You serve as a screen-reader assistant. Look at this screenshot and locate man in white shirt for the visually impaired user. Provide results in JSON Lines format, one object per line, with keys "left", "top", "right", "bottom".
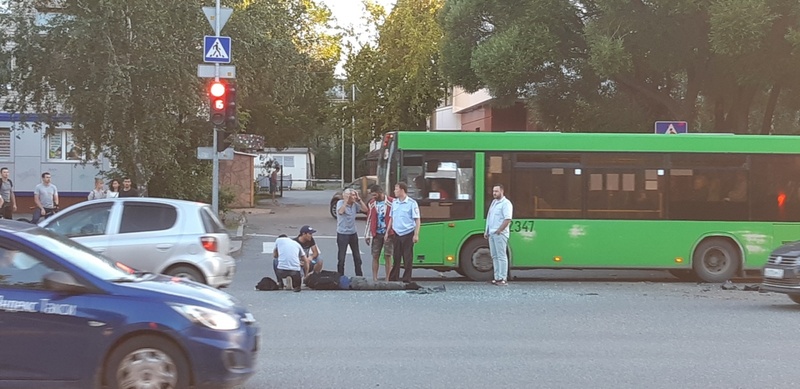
{"left": 485, "top": 184, "right": 513, "bottom": 285}
{"left": 272, "top": 234, "right": 308, "bottom": 292}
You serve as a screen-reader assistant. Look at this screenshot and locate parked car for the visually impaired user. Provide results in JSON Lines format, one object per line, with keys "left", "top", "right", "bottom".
{"left": 38, "top": 197, "right": 236, "bottom": 288}
{"left": 761, "top": 241, "right": 800, "bottom": 304}
{"left": 329, "top": 175, "right": 377, "bottom": 218}
{"left": 0, "top": 220, "right": 258, "bottom": 389}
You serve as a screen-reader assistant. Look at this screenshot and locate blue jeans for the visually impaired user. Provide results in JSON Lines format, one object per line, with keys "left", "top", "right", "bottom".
{"left": 489, "top": 234, "right": 509, "bottom": 281}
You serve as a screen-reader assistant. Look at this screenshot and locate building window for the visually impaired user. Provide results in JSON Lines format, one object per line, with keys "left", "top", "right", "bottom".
{"left": 0, "top": 128, "right": 10, "bottom": 160}
{"left": 274, "top": 155, "right": 295, "bottom": 168}
{"left": 48, "top": 130, "right": 82, "bottom": 161}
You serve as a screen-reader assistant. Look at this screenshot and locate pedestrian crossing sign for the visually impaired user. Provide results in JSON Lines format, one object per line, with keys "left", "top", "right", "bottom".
{"left": 203, "top": 36, "right": 231, "bottom": 63}
{"left": 654, "top": 121, "right": 688, "bottom": 134}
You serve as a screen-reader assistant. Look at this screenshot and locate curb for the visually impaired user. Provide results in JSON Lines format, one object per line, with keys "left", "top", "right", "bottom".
{"left": 229, "top": 223, "right": 245, "bottom": 255}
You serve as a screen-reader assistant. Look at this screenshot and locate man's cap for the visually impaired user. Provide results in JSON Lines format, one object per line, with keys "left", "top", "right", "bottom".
{"left": 300, "top": 225, "right": 317, "bottom": 234}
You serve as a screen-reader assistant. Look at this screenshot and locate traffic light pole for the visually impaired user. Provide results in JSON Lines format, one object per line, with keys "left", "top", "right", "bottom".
{"left": 212, "top": 0, "right": 221, "bottom": 216}
{"left": 212, "top": 126, "right": 220, "bottom": 215}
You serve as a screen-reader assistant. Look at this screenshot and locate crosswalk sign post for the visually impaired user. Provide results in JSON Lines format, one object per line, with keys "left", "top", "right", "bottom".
{"left": 654, "top": 121, "right": 688, "bottom": 134}
{"left": 201, "top": 0, "right": 235, "bottom": 218}
{"left": 204, "top": 36, "right": 231, "bottom": 63}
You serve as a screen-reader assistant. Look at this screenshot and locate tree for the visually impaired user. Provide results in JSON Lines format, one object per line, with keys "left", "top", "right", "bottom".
{"left": 1, "top": 0, "right": 339, "bottom": 199}
{"left": 439, "top": 0, "right": 800, "bottom": 133}
{"left": 344, "top": 0, "right": 447, "bottom": 141}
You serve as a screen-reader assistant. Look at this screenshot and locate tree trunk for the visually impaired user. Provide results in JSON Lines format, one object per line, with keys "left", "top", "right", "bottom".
{"left": 760, "top": 83, "right": 781, "bottom": 135}
{"left": 713, "top": 96, "right": 726, "bottom": 132}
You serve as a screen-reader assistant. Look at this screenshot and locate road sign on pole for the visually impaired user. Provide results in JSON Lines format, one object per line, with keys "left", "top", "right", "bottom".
{"left": 197, "top": 146, "right": 234, "bottom": 160}
{"left": 198, "top": 64, "right": 235, "bottom": 78}
{"left": 654, "top": 121, "right": 688, "bottom": 134}
{"left": 203, "top": 36, "right": 231, "bottom": 63}
{"left": 202, "top": 6, "right": 232, "bottom": 32}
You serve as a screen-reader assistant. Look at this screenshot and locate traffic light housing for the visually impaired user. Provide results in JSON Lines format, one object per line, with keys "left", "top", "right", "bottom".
{"left": 225, "top": 82, "right": 238, "bottom": 130}
{"left": 208, "top": 81, "right": 227, "bottom": 126}
{"left": 216, "top": 129, "right": 231, "bottom": 152}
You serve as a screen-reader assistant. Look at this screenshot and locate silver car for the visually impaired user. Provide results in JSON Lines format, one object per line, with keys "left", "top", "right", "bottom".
{"left": 38, "top": 197, "right": 236, "bottom": 288}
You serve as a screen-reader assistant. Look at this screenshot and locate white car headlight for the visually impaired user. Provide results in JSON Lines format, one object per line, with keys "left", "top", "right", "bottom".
{"left": 170, "top": 304, "right": 240, "bottom": 330}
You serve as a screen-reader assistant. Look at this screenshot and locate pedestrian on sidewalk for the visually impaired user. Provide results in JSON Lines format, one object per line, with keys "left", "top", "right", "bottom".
{"left": 88, "top": 177, "right": 107, "bottom": 200}
{"left": 336, "top": 188, "right": 367, "bottom": 276}
{"left": 270, "top": 165, "right": 280, "bottom": 205}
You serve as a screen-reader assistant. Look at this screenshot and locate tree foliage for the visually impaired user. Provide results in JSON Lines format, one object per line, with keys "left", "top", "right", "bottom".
{"left": 1, "top": 0, "right": 339, "bottom": 199}
{"left": 344, "top": 0, "right": 447, "bottom": 141}
{"left": 440, "top": 0, "right": 800, "bottom": 133}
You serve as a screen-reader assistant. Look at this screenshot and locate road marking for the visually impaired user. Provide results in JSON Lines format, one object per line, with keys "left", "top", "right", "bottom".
{"left": 261, "top": 241, "right": 361, "bottom": 255}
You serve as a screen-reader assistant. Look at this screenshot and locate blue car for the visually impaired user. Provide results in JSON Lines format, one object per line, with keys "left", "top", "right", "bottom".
{"left": 0, "top": 220, "right": 259, "bottom": 389}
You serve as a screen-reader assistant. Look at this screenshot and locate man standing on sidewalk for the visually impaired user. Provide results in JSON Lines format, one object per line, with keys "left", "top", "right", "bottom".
{"left": 0, "top": 167, "right": 16, "bottom": 219}
{"left": 485, "top": 184, "right": 513, "bottom": 286}
{"left": 336, "top": 188, "right": 367, "bottom": 276}
{"left": 32, "top": 172, "right": 58, "bottom": 224}
{"left": 386, "top": 182, "right": 420, "bottom": 283}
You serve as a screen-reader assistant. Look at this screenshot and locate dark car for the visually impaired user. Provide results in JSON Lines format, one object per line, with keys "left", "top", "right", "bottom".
{"left": 0, "top": 220, "right": 259, "bottom": 389}
{"left": 761, "top": 241, "right": 800, "bottom": 304}
{"left": 329, "top": 175, "right": 377, "bottom": 218}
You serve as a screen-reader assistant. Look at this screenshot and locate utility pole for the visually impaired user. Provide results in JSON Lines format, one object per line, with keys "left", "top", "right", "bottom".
{"left": 351, "top": 83, "right": 356, "bottom": 182}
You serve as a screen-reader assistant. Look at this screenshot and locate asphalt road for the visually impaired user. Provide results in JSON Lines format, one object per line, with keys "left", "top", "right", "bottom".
{"left": 225, "top": 190, "right": 799, "bottom": 389}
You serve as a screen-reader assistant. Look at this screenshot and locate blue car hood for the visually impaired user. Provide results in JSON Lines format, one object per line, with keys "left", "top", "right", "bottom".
{"left": 115, "top": 274, "right": 239, "bottom": 310}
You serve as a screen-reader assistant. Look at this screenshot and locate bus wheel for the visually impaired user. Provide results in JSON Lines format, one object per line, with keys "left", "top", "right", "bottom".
{"left": 668, "top": 270, "right": 698, "bottom": 282}
{"left": 692, "top": 238, "right": 739, "bottom": 283}
{"left": 459, "top": 238, "right": 493, "bottom": 282}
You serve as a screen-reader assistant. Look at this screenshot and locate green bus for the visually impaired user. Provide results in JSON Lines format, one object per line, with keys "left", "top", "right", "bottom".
{"left": 377, "top": 131, "right": 800, "bottom": 283}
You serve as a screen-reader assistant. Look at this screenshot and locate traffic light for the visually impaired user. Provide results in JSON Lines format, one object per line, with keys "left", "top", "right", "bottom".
{"left": 225, "top": 82, "right": 238, "bottom": 130}
{"left": 215, "top": 129, "right": 231, "bottom": 152}
{"left": 208, "top": 81, "right": 226, "bottom": 126}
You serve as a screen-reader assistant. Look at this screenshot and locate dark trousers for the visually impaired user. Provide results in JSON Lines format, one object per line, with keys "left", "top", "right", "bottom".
{"left": 337, "top": 232, "right": 363, "bottom": 276}
{"left": 273, "top": 260, "right": 302, "bottom": 291}
{"left": 31, "top": 207, "right": 55, "bottom": 224}
{"left": 389, "top": 232, "right": 414, "bottom": 282}
{"left": 0, "top": 204, "right": 11, "bottom": 219}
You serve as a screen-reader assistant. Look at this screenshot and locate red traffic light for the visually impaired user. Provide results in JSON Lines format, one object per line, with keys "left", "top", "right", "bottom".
{"left": 209, "top": 82, "right": 226, "bottom": 97}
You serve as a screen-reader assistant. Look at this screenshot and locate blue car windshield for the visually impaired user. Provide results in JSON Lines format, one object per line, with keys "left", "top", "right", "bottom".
{"left": 20, "top": 228, "right": 132, "bottom": 281}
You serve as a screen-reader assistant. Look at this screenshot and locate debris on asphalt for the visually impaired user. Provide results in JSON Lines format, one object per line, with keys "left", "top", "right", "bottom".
{"left": 721, "top": 280, "right": 738, "bottom": 290}
{"left": 406, "top": 285, "right": 446, "bottom": 294}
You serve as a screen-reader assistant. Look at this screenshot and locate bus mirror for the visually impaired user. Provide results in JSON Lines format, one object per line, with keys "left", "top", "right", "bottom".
{"left": 426, "top": 160, "right": 440, "bottom": 173}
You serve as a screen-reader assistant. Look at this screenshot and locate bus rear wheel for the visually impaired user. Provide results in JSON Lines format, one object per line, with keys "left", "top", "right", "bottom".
{"left": 459, "top": 238, "right": 493, "bottom": 282}
{"left": 692, "top": 238, "right": 739, "bottom": 283}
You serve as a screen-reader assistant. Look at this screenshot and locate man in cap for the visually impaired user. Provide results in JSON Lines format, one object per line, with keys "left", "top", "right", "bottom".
{"left": 295, "top": 225, "right": 323, "bottom": 276}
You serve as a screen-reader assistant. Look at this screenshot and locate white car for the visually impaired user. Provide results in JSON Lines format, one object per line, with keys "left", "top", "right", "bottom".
{"left": 38, "top": 197, "right": 236, "bottom": 288}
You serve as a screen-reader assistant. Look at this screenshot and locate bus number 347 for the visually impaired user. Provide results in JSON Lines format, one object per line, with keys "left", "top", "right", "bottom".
{"left": 509, "top": 220, "right": 534, "bottom": 233}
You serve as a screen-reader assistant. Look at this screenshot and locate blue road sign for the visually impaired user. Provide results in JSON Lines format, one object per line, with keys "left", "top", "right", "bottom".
{"left": 654, "top": 121, "right": 688, "bottom": 134}
{"left": 204, "top": 36, "right": 231, "bottom": 63}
